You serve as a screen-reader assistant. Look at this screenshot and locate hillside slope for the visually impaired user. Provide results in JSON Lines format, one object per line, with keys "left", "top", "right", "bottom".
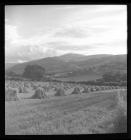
{"left": 5, "top": 62, "right": 18, "bottom": 70}
{"left": 6, "top": 54, "right": 127, "bottom": 76}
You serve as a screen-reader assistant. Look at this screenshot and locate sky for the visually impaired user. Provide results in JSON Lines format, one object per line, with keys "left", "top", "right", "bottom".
{"left": 5, "top": 5, "right": 127, "bottom": 63}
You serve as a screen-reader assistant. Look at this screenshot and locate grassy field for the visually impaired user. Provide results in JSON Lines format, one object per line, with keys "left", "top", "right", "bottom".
{"left": 55, "top": 74, "right": 102, "bottom": 82}
{"left": 5, "top": 89, "right": 127, "bottom": 135}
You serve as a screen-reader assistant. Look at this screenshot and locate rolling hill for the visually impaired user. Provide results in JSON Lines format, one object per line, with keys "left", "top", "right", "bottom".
{"left": 58, "top": 53, "right": 113, "bottom": 62}
{"left": 5, "top": 62, "right": 18, "bottom": 70}
{"left": 5, "top": 53, "right": 127, "bottom": 81}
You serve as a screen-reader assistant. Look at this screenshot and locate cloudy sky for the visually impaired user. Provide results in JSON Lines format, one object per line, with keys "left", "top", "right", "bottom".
{"left": 5, "top": 5, "right": 127, "bottom": 63}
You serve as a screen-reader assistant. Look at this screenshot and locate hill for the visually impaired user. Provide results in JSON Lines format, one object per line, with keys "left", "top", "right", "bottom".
{"left": 58, "top": 53, "right": 112, "bottom": 62}
{"left": 5, "top": 62, "right": 18, "bottom": 70}
{"left": 6, "top": 54, "right": 127, "bottom": 81}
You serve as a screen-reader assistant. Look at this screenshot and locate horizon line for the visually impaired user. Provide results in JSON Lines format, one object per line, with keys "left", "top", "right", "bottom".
{"left": 5, "top": 53, "right": 127, "bottom": 64}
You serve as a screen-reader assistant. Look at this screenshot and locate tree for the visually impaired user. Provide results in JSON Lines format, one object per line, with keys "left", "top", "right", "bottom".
{"left": 5, "top": 70, "right": 17, "bottom": 77}
{"left": 102, "top": 71, "right": 127, "bottom": 82}
{"left": 22, "top": 64, "right": 45, "bottom": 81}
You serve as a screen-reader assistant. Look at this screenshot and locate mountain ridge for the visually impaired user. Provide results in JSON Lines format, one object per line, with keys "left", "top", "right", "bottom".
{"left": 5, "top": 53, "right": 127, "bottom": 77}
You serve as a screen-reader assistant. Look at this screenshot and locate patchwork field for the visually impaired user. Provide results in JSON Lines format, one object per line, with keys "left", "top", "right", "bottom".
{"left": 55, "top": 74, "right": 101, "bottom": 82}
{"left": 5, "top": 89, "right": 127, "bottom": 135}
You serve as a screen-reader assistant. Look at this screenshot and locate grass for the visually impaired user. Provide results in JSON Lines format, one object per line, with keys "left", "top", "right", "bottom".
{"left": 5, "top": 89, "right": 127, "bottom": 135}
{"left": 55, "top": 74, "right": 102, "bottom": 82}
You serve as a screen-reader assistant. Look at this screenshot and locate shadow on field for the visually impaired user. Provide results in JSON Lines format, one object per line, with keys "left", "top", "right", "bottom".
{"left": 109, "top": 109, "right": 127, "bottom": 133}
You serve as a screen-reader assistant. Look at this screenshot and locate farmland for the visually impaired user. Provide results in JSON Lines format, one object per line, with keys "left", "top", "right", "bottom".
{"left": 5, "top": 5, "right": 127, "bottom": 135}
{"left": 55, "top": 74, "right": 102, "bottom": 82}
{"left": 5, "top": 80, "right": 127, "bottom": 135}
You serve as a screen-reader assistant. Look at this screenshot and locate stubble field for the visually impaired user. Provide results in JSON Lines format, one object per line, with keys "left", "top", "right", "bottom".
{"left": 5, "top": 84, "right": 127, "bottom": 135}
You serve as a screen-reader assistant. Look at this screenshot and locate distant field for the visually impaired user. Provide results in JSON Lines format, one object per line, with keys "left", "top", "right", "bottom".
{"left": 55, "top": 74, "right": 102, "bottom": 82}
{"left": 5, "top": 89, "right": 127, "bottom": 135}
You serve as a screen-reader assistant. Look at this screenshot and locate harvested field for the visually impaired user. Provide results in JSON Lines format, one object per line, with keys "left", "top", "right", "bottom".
{"left": 5, "top": 6, "right": 127, "bottom": 135}
{"left": 5, "top": 87, "right": 127, "bottom": 135}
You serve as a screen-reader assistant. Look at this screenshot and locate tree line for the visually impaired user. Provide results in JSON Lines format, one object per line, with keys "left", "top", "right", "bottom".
{"left": 5, "top": 64, "right": 127, "bottom": 86}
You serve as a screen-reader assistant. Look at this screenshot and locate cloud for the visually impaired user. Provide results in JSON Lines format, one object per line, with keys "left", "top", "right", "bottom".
{"left": 5, "top": 24, "right": 21, "bottom": 44}
{"left": 47, "top": 42, "right": 90, "bottom": 51}
{"left": 5, "top": 5, "right": 127, "bottom": 63}
{"left": 5, "top": 22, "right": 127, "bottom": 63}
{"left": 54, "top": 26, "right": 90, "bottom": 38}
